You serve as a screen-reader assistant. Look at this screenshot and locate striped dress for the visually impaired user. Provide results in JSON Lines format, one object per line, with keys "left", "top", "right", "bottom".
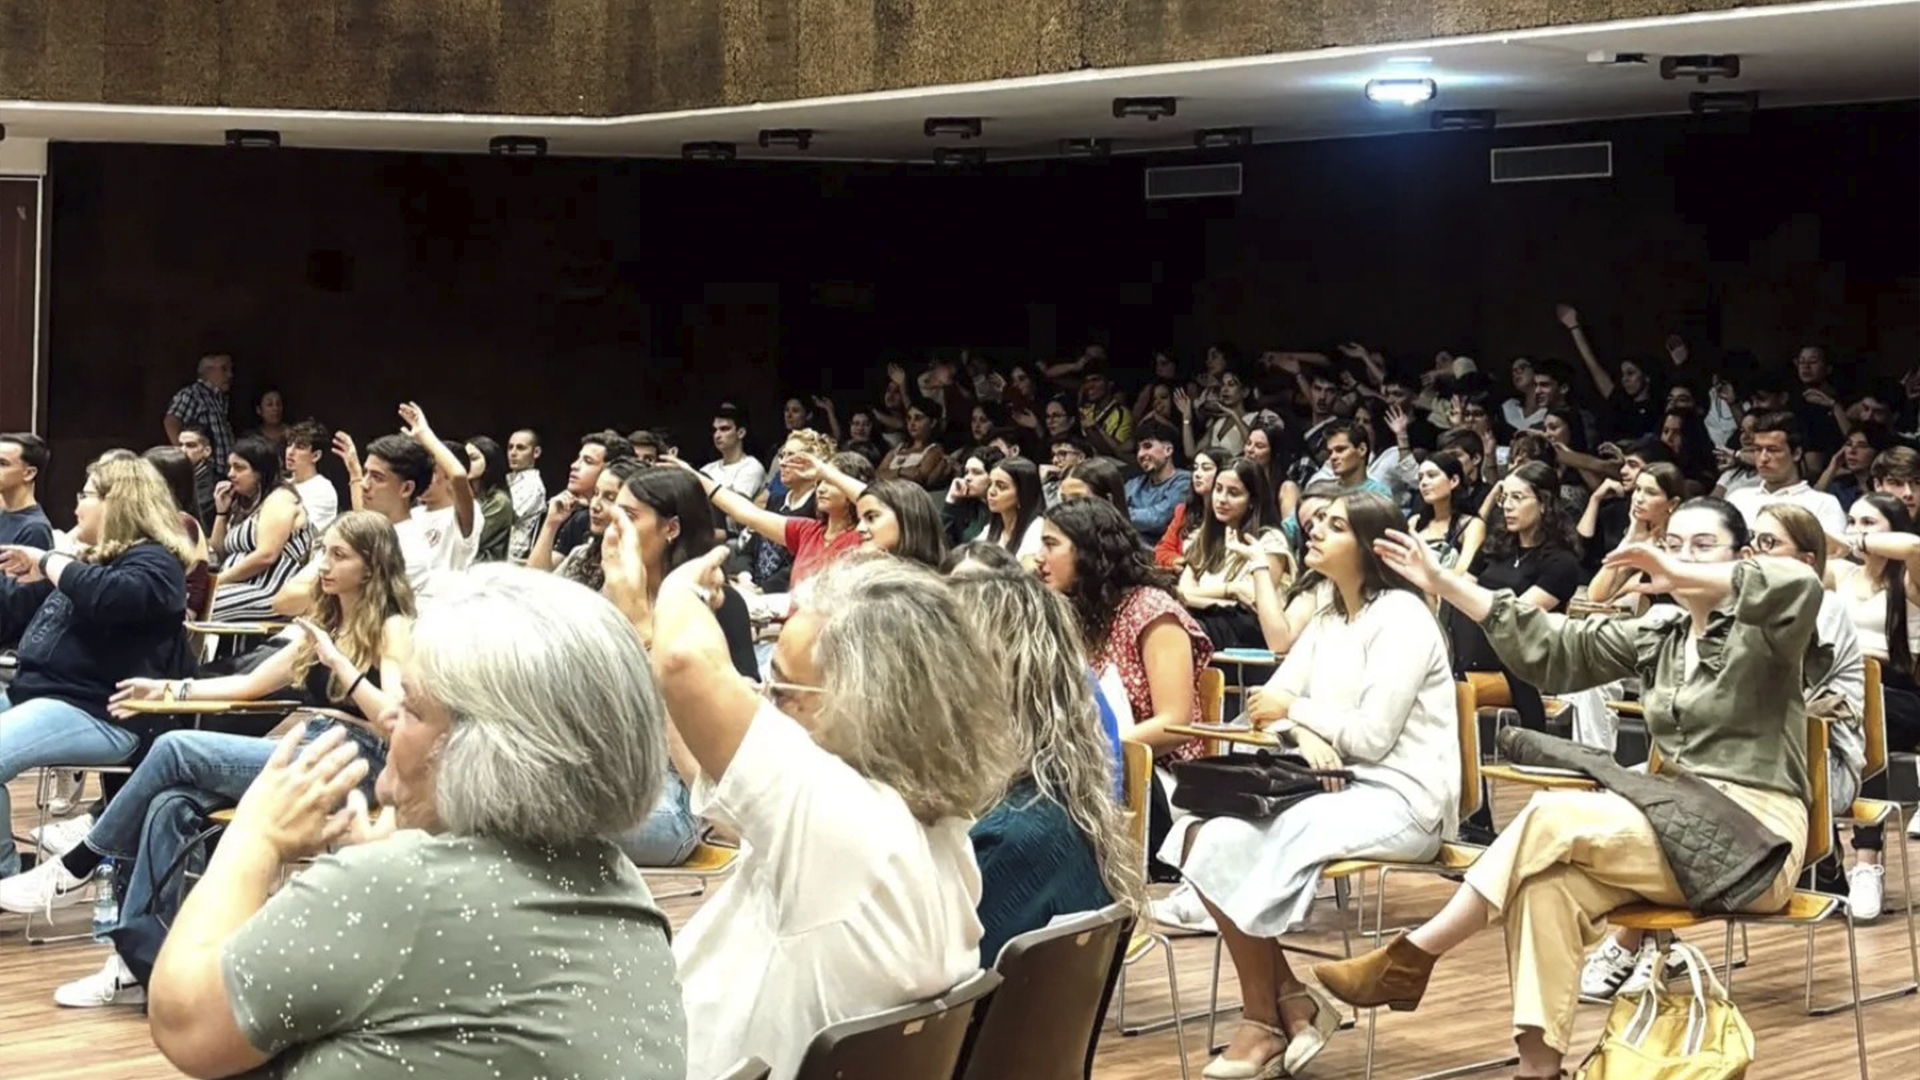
{"left": 210, "top": 506, "right": 314, "bottom": 621}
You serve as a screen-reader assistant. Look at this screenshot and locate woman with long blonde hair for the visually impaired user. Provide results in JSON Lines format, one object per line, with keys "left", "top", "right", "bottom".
{"left": 0, "top": 510, "right": 416, "bottom": 1005}
{"left": 0, "top": 456, "right": 193, "bottom": 880}
{"left": 953, "top": 570, "right": 1146, "bottom": 962}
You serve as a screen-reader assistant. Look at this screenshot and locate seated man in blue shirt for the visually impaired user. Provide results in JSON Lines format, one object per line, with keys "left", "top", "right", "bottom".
{"left": 1124, "top": 422, "right": 1190, "bottom": 544}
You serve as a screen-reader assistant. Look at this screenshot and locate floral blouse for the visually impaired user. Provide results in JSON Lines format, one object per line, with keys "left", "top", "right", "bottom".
{"left": 1091, "top": 586, "right": 1216, "bottom": 761}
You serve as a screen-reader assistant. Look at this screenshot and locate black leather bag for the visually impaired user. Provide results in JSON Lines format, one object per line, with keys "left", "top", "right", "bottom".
{"left": 1167, "top": 749, "right": 1354, "bottom": 820}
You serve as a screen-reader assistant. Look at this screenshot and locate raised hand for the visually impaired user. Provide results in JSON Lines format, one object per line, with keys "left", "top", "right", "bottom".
{"left": 1665, "top": 334, "right": 1689, "bottom": 364}
{"left": 660, "top": 544, "right": 728, "bottom": 612}
{"left": 811, "top": 394, "right": 835, "bottom": 415}
{"left": 886, "top": 362, "right": 908, "bottom": 387}
{"left": 601, "top": 513, "right": 652, "bottom": 625}
{"left": 1386, "top": 405, "right": 1412, "bottom": 437}
{"left": 1555, "top": 304, "right": 1580, "bottom": 329}
{"left": 226, "top": 726, "right": 370, "bottom": 865}
{"left": 1600, "top": 541, "right": 1678, "bottom": 596}
{"left": 1173, "top": 388, "right": 1194, "bottom": 419}
{"left": 331, "top": 431, "right": 361, "bottom": 474}
{"left": 397, "top": 401, "right": 432, "bottom": 439}
{"left": 1373, "top": 529, "right": 1444, "bottom": 596}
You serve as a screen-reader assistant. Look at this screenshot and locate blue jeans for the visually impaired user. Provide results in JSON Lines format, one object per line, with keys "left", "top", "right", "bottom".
{"left": 613, "top": 771, "right": 700, "bottom": 867}
{"left": 95, "top": 720, "right": 385, "bottom": 945}
{"left": 0, "top": 693, "right": 141, "bottom": 876}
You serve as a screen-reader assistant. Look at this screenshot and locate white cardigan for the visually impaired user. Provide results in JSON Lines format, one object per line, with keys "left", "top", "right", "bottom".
{"left": 1264, "top": 588, "right": 1462, "bottom": 837}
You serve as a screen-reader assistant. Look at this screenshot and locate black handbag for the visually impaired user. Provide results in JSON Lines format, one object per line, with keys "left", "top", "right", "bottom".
{"left": 1167, "top": 749, "right": 1354, "bottom": 820}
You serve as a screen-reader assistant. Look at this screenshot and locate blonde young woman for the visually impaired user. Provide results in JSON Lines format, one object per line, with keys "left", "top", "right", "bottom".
{"left": 954, "top": 571, "right": 1146, "bottom": 963}
{"left": 0, "top": 511, "right": 415, "bottom": 1006}
{"left": 0, "top": 457, "right": 194, "bottom": 879}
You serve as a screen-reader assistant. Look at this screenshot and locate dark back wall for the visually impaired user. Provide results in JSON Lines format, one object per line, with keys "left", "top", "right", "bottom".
{"left": 42, "top": 101, "right": 1919, "bottom": 504}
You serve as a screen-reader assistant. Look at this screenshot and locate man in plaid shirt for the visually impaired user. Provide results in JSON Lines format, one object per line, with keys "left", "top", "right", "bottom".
{"left": 163, "top": 353, "right": 235, "bottom": 463}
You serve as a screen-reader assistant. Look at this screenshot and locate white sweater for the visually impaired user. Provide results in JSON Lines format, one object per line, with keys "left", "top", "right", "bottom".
{"left": 1265, "top": 588, "right": 1462, "bottom": 837}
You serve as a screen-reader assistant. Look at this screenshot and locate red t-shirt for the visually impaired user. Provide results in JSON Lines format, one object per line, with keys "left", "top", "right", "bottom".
{"left": 784, "top": 518, "right": 864, "bottom": 587}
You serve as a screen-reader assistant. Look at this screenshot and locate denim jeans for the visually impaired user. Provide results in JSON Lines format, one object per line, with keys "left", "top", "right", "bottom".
{"left": 0, "top": 693, "right": 141, "bottom": 876}
{"left": 612, "top": 771, "right": 701, "bottom": 867}
{"left": 95, "top": 719, "right": 385, "bottom": 945}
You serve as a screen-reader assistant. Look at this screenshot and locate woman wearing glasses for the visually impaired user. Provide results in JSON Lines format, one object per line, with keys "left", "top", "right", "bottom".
{"left": 1317, "top": 497, "right": 1820, "bottom": 1080}
{"left": 603, "top": 467, "right": 759, "bottom": 868}
{"left": 626, "top": 543, "right": 1015, "bottom": 1080}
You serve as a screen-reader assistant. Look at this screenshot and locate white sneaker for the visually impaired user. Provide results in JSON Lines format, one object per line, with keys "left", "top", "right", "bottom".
{"left": 1848, "top": 864, "right": 1885, "bottom": 921}
{"left": 1152, "top": 882, "right": 1219, "bottom": 934}
{"left": 45, "top": 770, "right": 84, "bottom": 816}
{"left": 53, "top": 954, "right": 146, "bottom": 1008}
{"left": 1618, "top": 941, "right": 1689, "bottom": 996}
{"left": 1579, "top": 938, "right": 1638, "bottom": 999}
{"left": 0, "top": 856, "right": 91, "bottom": 915}
{"left": 30, "top": 815, "right": 94, "bottom": 860}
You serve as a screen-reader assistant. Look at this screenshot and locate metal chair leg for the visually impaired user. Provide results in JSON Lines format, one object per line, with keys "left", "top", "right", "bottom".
{"left": 1162, "top": 934, "right": 1192, "bottom": 1080}
{"left": 1843, "top": 911, "right": 1871, "bottom": 1080}
{"left": 1805, "top": 806, "right": 1920, "bottom": 1014}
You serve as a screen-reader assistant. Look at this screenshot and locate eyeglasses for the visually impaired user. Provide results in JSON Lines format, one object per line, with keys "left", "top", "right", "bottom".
{"left": 753, "top": 678, "right": 826, "bottom": 710}
{"left": 1497, "top": 491, "right": 1535, "bottom": 507}
{"left": 1750, "top": 533, "right": 1784, "bottom": 553}
{"left": 1657, "top": 537, "right": 1734, "bottom": 558}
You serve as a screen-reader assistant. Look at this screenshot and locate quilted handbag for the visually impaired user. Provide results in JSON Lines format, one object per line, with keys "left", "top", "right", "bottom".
{"left": 1575, "top": 941, "right": 1754, "bottom": 1080}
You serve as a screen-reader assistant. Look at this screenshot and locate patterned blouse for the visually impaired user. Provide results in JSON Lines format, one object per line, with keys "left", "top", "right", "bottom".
{"left": 1091, "top": 586, "right": 1215, "bottom": 761}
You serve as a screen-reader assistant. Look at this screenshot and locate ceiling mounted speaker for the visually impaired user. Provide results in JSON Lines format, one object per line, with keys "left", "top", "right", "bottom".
{"left": 1431, "top": 110, "right": 1497, "bottom": 131}
{"left": 1193, "top": 127, "right": 1252, "bottom": 150}
{"left": 923, "top": 117, "right": 984, "bottom": 139}
{"left": 758, "top": 129, "right": 814, "bottom": 150}
{"left": 1112, "top": 97, "right": 1177, "bottom": 121}
{"left": 682, "top": 141, "right": 737, "bottom": 161}
{"left": 934, "top": 147, "right": 987, "bottom": 167}
{"left": 1060, "top": 137, "right": 1112, "bottom": 158}
{"left": 225, "top": 129, "right": 280, "bottom": 149}
{"left": 1661, "top": 54, "right": 1741, "bottom": 83}
{"left": 1690, "top": 91, "right": 1759, "bottom": 114}
{"left": 489, "top": 135, "right": 548, "bottom": 156}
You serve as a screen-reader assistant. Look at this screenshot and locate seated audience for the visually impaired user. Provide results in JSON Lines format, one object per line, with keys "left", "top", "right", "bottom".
{"left": 1061, "top": 456, "right": 1131, "bottom": 517}
{"left": 282, "top": 419, "right": 339, "bottom": 533}
{"left": 941, "top": 445, "right": 1004, "bottom": 544}
{"left": 877, "top": 396, "right": 952, "bottom": 488}
{"left": 545, "top": 459, "right": 640, "bottom": 592}
{"left": 505, "top": 427, "right": 547, "bottom": 562}
{"left": 1322, "top": 501, "right": 1819, "bottom": 1080}
{"left": 1818, "top": 424, "right": 1891, "bottom": 511}
{"left": 141, "top": 446, "right": 214, "bottom": 619}
{"left": 144, "top": 567, "right": 684, "bottom": 1080}
{"left": 742, "top": 428, "right": 835, "bottom": 589}
{"left": 1156, "top": 446, "right": 1228, "bottom": 569}
{"left": 1177, "top": 456, "right": 1286, "bottom": 649}
{"left": 209, "top": 435, "right": 313, "bottom": 621}
{"left": 707, "top": 443, "right": 871, "bottom": 593}
{"left": 640, "top": 549, "right": 1013, "bottom": 1080}
{"left": 0, "top": 512, "right": 413, "bottom": 1005}
{"left": 1126, "top": 421, "right": 1191, "bottom": 543}
{"left": 976, "top": 455, "right": 1045, "bottom": 560}
{"left": 1167, "top": 491, "right": 1459, "bottom": 1078}
{"left": 539, "top": 429, "right": 636, "bottom": 558}
{"left": 1582, "top": 462, "right": 1685, "bottom": 609}
{"left": 1408, "top": 452, "right": 1486, "bottom": 572}
{"left": 0, "top": 457, "right": 193, "bottom": 878}
{"left": 464, "top": 433, "right": 514, "bottom": 561}
{"left": 953, "top": 570, "right": 1143, "bottom": 963}
{"left": 1726, "top": 411, "right": 1847, "bottom": 534}
{"left": 178, "top": 424, "right": 220, "bottom": 527}
{"left": 1871, "top": 444, "right": 1920, "bottom": 517}
{"left": 247, "top": 387, "right": 287, "bottom": 450}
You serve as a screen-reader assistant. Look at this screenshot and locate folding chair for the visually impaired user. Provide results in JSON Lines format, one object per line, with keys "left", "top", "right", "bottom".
{"left": 1605, "top": 715, "right": 1871, "bottom": 1080}
{"left": 791, "top": 969, "right": 1001, "bottom": 1080}
{"left": 955, "top": 902, "right": 1132, "bottom": 1080}
{"left": 1110, "top": 739, "right": 1195, "bottom": 1080}
{"left": 1814, "top": 656, "right": 1919, "bottom": 1012}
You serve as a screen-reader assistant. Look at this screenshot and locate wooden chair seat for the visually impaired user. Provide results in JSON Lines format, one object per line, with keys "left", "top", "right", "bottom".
{"left": 115, "top": 698, "right": 304, "bottom": 715}
{"left": 1843, "top": 798, "right": 1896, "bottom": 827}
{"left": 1610, "top": 890, "right": 1841, "bottom": 933}
{"left": 674, "top": 842, "right": 740, "bottom": 876}
{"left": 1480, "top": 764, "right": 1601, "bottom": 791}
{"left": 184, "top": 621, "right": 287, "bottom": 636}
{"left": 1323, "top": 842, "right": 1483, "bottom": 883}
{"left": 1609, "top": 700, "right": 1644, "bottom": 719}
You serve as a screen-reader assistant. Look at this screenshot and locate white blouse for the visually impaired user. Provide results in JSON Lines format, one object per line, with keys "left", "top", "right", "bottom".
{"left": 674, "top": 702, "right": 984, "bottom": 1080}
{"left": 1263, "top": 589, "right": 1462, "bottom": 836}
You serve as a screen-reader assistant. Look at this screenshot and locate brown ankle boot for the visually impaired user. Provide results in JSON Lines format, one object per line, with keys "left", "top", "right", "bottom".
{"left": 1311, "top": 934, "right": 1437, "bottom": 1011}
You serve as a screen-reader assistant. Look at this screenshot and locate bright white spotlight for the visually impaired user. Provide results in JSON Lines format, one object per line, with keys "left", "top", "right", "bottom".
{"left": 1365, "top": 78, "right": 1437, "bottom": 106}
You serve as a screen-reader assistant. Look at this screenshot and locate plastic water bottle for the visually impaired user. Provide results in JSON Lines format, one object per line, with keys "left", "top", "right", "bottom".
{"left": 90, "top": 859, "right": 118, "bottom": 943}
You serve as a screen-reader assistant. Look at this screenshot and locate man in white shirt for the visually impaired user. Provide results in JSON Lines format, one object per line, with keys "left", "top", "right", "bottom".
{"left": 701, "top": 405, "right": 766, "bottom": 541}
{"left": 274, "top": 432, "right": 439, "bottom": 613}
{"left": 282, "top": 420, "right": 339, "bottom": 533}
{"left": 505, "top": 428, "right": 546, "bottom": 563}
{"left": 396, "top": 402, "right": 481, "bottom": 600}
{"left": 1726, "top": 411, "right": 1847, "bottom": 535}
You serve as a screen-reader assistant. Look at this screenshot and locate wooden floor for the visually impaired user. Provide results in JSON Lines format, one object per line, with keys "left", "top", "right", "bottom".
{"left": 4, "top": 777, "right": 1917, "bottom": 1079}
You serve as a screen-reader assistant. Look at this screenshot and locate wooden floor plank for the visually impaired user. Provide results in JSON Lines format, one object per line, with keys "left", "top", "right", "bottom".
{"left": 4, "top": 775, "right": 1916, "bottom": 1078}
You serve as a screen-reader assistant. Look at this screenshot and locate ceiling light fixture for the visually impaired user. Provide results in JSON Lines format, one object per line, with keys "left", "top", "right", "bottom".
{"left": 758, "top": 128, "right": 814, "bottom": 150}
{"left": 923, "top": 117, "right": 984, "bottom": 139}
{"left": 682, "top": 141, "right": 737, "bottom": 161}
{"left": 1060, "top": 137, "right": 1113, "bottom": 158}
{"left": 488, "top": 135, "right": 548, "bottom": 156}
{"left": 1662, "top": 54, "right": 1741, "bottom": 83}
{"left": 1431, "top": 109, "right": 1497, "bottom": 131}
{"left": 934, "top": 147, "right": 987, "bottom": 167}
{"left": 1193, "top": 127, "right": 1252, "bottom": 150}
{"left": 224, "top": 129, "right": 281, "bottom": 149}
{"left": 1364, "top": 78, "right": 1437, "bottom": 106}
{"left": 1112, "top": 97, "right": 1178, "bottom": 121}
{"left": 1690, "top": 91, "right": 1759, "bottom": 115}
{"left": 1385, "top": 56, "right": 1433, "bottom": 65}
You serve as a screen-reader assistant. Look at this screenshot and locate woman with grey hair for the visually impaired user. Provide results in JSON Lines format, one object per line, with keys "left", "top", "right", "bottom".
{"left": 617, "top": 525, "right": 1016, "bottom": 1080}
{"left": 144, "top": 566, "right": 686, "bottom": 1080}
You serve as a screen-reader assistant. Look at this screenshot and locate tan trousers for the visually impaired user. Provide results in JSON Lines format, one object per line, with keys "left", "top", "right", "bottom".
{"left": 1462, "top": 784, "right": 1806, "bottom": 1053}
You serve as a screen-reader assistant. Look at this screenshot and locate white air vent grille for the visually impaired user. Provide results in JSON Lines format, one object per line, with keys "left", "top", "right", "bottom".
{"left": 1145, "top": 163, "right": 1242, "bottom": 200}
{"left": 1490, "top": 142, "right": 1613, "bottom": 183}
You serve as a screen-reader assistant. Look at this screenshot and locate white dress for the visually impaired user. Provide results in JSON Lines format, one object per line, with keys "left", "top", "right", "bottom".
{"left": 1162, "top": 589, "right": 1458, "bottom": 937}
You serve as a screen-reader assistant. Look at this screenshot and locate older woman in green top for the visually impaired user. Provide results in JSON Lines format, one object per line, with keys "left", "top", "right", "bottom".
{"left": 1312, "top": 497, "right": 1818, "bottom": 1080}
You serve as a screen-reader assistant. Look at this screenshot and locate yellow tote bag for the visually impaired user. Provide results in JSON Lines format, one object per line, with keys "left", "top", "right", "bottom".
{"left": 1576, "top": 942, "right": 1754, "bottom": 1080}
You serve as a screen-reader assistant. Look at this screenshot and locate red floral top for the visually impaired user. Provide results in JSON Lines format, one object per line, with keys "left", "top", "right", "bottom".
{"left": 1091, "top": 586, "right": 1215, "bottom": 761}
